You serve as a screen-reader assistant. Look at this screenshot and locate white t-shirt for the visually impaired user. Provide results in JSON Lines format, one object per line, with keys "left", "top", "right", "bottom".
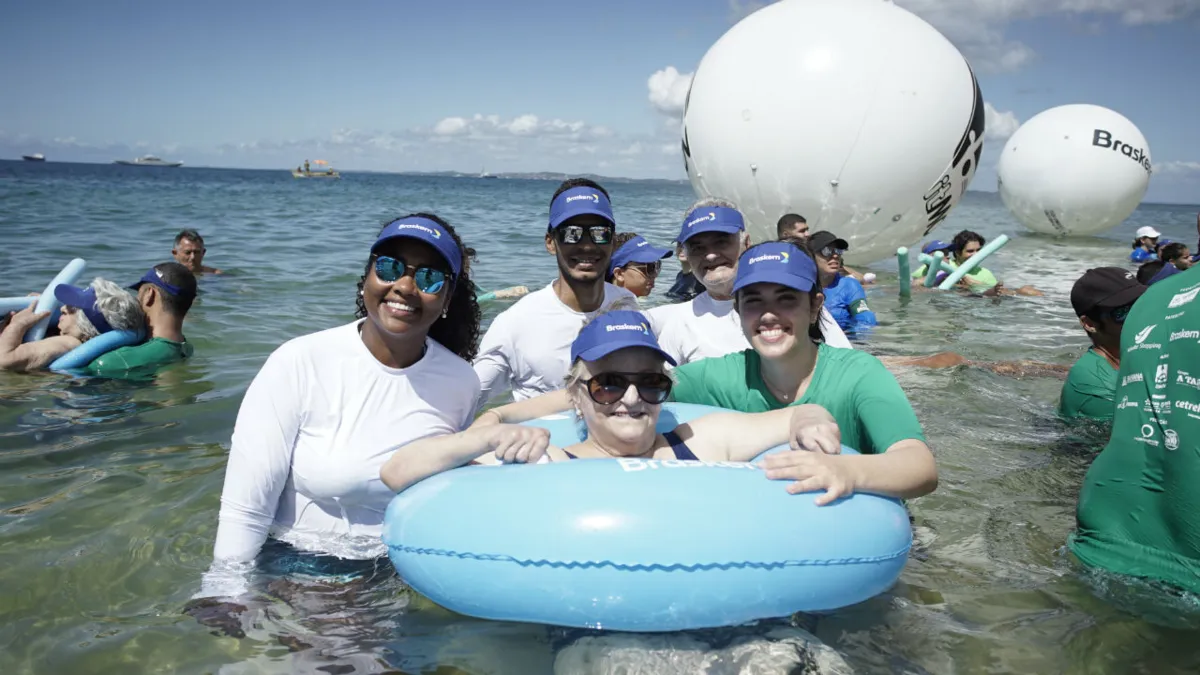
{"left": 473, "top": 281, "right": 637, "bottom": 406}
{"left": 199, "top": 320, "right": 479, "bottom": 597}
{"left": 645, "top": 292, "right": 851, "bottom": 366}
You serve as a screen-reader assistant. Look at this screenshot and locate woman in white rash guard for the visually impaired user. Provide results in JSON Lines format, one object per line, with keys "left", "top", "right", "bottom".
{"left": 189, "top": 213, "right": 482, "bottom": 622}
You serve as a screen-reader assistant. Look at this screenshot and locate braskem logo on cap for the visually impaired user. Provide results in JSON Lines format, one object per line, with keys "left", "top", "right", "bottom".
{"left": 747, "top": 251, "right": 790, "bottom": 265}
{"left": 687, "top": 212, "right": 717, "bottom": 228}
{"left": 393, "top": 222, "right": 442, "bottom": 239}
{"left": 566, "top": 193, "right": 601, "bottom": 204}
{"left": 605, "top": 321, "right": 651, "bottom": 334}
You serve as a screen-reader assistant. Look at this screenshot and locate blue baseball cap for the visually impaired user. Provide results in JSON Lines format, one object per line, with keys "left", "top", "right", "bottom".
{"left": 676, "top": 206, "right": 745, "bottom": 244}
{"left": 372, "top": 216, "right": 463, "bottom": 277}
{"left": 53, "top": 284, "right": 114, "bottom": 334}
{"left": 609, "top": 236, "right": 673, "bottom": 274}
{"left": 732, "top": 241, "right": 819, "bottom": 294}
{"left": 921, "top": 240, "right": 954, "bottom": 255}
{"left": 548, "top": 186, "right": 615, "bottom": 232}
{"left": 570, "top": 310, "right": 677, "bottom": 366}
{"left": 129, "top": 266, "right": 193, "bottom": 297}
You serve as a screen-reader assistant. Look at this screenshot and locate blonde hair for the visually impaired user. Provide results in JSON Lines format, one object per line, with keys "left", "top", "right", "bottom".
{"left": 73, "top": 278, "right": 146, "bottom": 341}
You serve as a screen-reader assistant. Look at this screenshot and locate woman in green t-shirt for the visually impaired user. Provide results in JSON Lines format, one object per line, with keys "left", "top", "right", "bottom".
{"left": 476, "top": 241, "right": 938, "bottom": 503}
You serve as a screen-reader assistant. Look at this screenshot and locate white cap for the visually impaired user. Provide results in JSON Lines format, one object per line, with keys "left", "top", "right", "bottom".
{"left": 1136, "top": 226, "right": 1162, "bottom": 239}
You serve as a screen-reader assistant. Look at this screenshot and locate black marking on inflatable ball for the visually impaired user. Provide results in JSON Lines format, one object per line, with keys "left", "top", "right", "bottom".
{"left": 1044, "top": 209, "right": 1067, "bottom": 235}
{"left": 681, "top": 79, "right": 695, "bottom": 176}
{"left": 920, "top": 60, "right": 986, "bottom": 237}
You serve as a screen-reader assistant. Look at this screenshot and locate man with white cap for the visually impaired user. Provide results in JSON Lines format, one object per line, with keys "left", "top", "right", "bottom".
{"left": 473, "top": 178, "right": 636, "bottom": 407}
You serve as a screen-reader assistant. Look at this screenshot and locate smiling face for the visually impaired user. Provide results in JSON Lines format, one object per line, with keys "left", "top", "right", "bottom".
{"left": 570, "top": 347, "right": 666, "bottom": 455}
{"left": 546, "top": 215, "right": 615, "bottom": 285}
{"left": 683, "top": 231, "right": 744, "bottom": 296}
{"left": 361, "top": 238, "right": 453, "bottom": 342}
{"left": 736, "top": 282, "right": 823, "bottom": 360}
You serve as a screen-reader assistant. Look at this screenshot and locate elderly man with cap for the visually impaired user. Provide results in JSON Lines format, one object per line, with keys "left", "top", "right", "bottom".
{"left": 646, "top": 199, "right": 851, "bottom": 367}
{"left": 809, "top": 230, "right": 877, "bottom": 334}
{"left": 1070, "top": 263, "right": 1200, "bottom": 596}
{"left": 606, "top": 233, "right": 673, "bottom": 299}
{"left": 88, "top": 262, "right": 198, "bottom": 375}
{"left": 473, "top": 178, "right": 636, "bottom": 408}
{"left": 1058, "top": 267, "right": 1147, "bottom": 422}
{"left": 0, "top": 278, "right": 144, "bottom": 372}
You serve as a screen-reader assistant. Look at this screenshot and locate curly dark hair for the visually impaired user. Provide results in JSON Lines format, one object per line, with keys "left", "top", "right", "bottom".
{"left": 355, "top": 213, "right": 482, "bottom": 361}
{"left": 951, "top": 230, "right": 986, "bottom": 262}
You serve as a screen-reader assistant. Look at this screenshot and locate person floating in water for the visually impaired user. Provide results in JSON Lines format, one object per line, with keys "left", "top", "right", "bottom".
{"left": 172, "top": 229, "right": 223, "bottom": 275}
{"left": 88, "top": 263, "right": 199, "bottom": 376}
{"left": 606, "top": 233, "right": 672, "bottom": 299}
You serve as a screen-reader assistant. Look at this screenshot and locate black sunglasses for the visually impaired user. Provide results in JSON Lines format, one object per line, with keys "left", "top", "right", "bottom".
{"left": 625, "top": 261, "right": 662, "bottom": 277}
{"left": 374, "top": 255, "right": 454, "bottom": 294}
{"left": 584, "top": 372, "right": 673, "bottom": 405}
{"left": 818, "top": 245, "right": 847, "bottom": 258}
{"left": 555, "top": 224, "right": 614, "bottom": 246}
{"left": 1104, "top": 303, "right": 1134, "bottom": 324}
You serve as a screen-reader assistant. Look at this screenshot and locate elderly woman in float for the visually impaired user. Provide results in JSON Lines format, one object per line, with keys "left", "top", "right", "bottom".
{"left": 0, "top": 279, "right": 144, "bottom": 372}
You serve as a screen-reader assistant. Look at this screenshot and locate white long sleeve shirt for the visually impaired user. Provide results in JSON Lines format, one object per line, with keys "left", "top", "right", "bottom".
{"left": 198, "top": 320, "right": 479, "bottom": 597}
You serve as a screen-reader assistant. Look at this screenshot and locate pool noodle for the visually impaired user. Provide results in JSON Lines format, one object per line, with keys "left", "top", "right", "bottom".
{"left": 23, "top": 258, "right": 87, "bottom": 343}
{"left": 896, "top": 247, "right": 911, "bottom": 297}
{"left": 917, "top": 253, "right": 957, "bottom": 275}
{"left": 938, "top": 235, "right": 1009, "bottom": 290}
{"left": 476, "top": 291, "right": 497, "bottom": 303}
{"left": 923, "top": 251, "right": 945, "bottom": 288}
{"left": 0, "top": 297, "right": 36, "bottom": 315}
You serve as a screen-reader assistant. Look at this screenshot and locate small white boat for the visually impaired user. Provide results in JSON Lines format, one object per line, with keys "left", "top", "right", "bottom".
{"left": 114, "top": 155, "right": 183, "bottom": 168}
{"left": 22, "top": 153, "right": 45, "bottom": 162}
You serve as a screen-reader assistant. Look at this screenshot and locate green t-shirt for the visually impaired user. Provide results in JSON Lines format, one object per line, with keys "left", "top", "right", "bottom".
{"left": 910, "top": 260, "right": 997, "bottom": 291}
{"left": 670, "top": 343, "right": 926, "bottom": 454}
{"left": 1069, "top": 267, "right": 1200, "bottom": 593}
{"left": 87, "top": 337, "right": 194, "bottom": 375}
{"left": 1058, "top": 348, "right": 1119, "bottom": 421}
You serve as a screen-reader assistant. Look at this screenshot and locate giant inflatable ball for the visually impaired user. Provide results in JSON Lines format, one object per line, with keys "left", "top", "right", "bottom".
{"left": 997, "top": 104, "right": 1152, "bottom": 237}
{"left": 681, "top": 0, "right": 985, "bottom": 265}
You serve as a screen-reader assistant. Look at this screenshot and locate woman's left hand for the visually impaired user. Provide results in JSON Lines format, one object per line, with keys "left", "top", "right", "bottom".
{"left": 787, "top": 405, "right": 841, "bottom": 454}
{"left": 758, "top": 451, "right": 858, "bottom": 506}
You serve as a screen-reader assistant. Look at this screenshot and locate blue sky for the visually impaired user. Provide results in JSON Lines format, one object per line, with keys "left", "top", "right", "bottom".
{"left": 2, "top": 0, "right": 1198, "bottom": 203}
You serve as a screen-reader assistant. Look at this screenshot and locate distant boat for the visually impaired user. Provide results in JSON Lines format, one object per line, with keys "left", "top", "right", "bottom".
{"left": 291, "top": 159, "right": 340, "bottom": 179}
{"left": 479, "top": 167, "right": 498, "bottom": 180}
{"left": 114, "top": 155, "right": 183, "bottom": 167}
{"left": 22, "top": 153, "right": 45, "bottom": 162}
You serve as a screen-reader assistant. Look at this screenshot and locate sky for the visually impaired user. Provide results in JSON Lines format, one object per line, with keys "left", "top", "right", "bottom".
{"left": 2, "top": 0, "right": 1198, "bottom": 203}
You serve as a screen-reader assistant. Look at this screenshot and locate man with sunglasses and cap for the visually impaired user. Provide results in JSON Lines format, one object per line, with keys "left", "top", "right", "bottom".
{"left": 1058, "top": 267, "right": 1147, "bottom": 422}
{"left": 87, "top": 262, "right": 198, "bottom": 375}
{"left": 809, "top": 231, "right": 877, "bottom": 334}
{"left": 606, "top": 233, "right": 673, "bottom": 299}
{"left": 473, "top": 178, "right": 636, "bottom": 408}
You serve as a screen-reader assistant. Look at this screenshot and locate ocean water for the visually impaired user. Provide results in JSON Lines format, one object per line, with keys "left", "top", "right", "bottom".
{"left": 1, "top": 159, "right": 1198, "bottom": 674}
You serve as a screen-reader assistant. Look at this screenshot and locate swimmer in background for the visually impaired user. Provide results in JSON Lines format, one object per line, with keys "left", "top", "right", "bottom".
{"left": 664, "top": 242, "right": 704, "bottom": 302}
{"left": 910, "top": 239, "right": 955, "bottom": 280}
{"left": 809, "top": 230, "right": 877, "bottom": 334}
{"left": 0, "top": 278, "right": 144, "bottom": 372}
{"left": 460, "top": 245, "right": 528, "bottom": 303}
{"left": 1136, "top": 259, "right": 1166, "bottom": 285}
{"left": 1145, "top": 241, "right": 1193, "bottom": 286}
{"left": 173, "top": 229, "right": 223, "bottom": 275}
{"left": 606, "top": 233, "right": 673, "bottom": 299}
{"left": 88, "top": 263, "right": 198, "bottom": 375}
{"left": 1128, "top": 226, "right": 1160, "bottom": 263}
{"left": 947, "top": 230, "right": 1043, "bottom": 297}
{"left": 777, "top": 213, "right": 868, "bottom": 283}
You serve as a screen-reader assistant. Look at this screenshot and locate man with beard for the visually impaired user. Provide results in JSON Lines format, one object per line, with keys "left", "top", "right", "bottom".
{"left": 473, "top": 178, "right": 636, "bottom": 407}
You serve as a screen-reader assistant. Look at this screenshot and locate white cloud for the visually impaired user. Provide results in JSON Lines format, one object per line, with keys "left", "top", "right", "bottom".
{"left": 433, "top": 117, "right": 468, "bottom": 136}
{"left": 1157, "top": 160, "right": 1200, "bottom": 175}
{"left": 647, "top": 67, "right": 693, "bottom": 116}
{"left": 618, "top": 142, "right": 644, "bottom": 157}
{"left": 984, "top": 102, "right": 1020, "bottom": 141}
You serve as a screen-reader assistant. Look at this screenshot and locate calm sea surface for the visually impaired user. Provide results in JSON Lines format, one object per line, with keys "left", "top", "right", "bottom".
{"left": 1, "top": 160, "right": 1198, "bottom": 674}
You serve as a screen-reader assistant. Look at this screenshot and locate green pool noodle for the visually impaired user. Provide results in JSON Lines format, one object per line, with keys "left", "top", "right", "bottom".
{"left": 938, "top": 234, "right": 1009, "bottom": 290}
{"left": 897, "top": 247, "right": 911, "bottom": 297}
{"left": 923, "top": 251, "right": 946, "bottom": 288}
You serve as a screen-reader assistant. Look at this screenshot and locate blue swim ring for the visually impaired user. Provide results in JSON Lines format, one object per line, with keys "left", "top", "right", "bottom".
{"left": 382, "top": 402, "right": 912, "bottom": 632}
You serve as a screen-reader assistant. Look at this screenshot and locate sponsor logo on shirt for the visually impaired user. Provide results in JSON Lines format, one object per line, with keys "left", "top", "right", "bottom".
{"left": 1127, "top": 324, "right": 1161, "bottom": 353}
{"left": 1117, "top": 395, "right": 1139, "bottom": 410}
{"left": 1168, "top": 287, "right": 1200, "bottom": 309}
{"left": 1176, "top": 399, "right": 1200, "bottom": 418}
{"left": 1136, "top": 423, "right": 1160, "bottom": 447}
{"left": 1170, "top": 329, "right": 1200, "bottom": 342}
{"left": 1155, "top": 363, "right": 1169, "bottom": 388}
{"left": 1176, "top": 370, "right": 1200, "bottom": 391}
{"left": 1144, "top": 399, "right": 1172, "bottom": 416}
{"left": 1122, "top": 373, "right": 1144, "bottom": 386}
{"left": 1166, "top": 311, "right": 1186, "bottom": 320}
{"left": 1165, "top": 429, "right": 1180, "bottom": 451}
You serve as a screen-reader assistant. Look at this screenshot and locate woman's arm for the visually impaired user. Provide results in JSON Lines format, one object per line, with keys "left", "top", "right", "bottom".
{"left": 682, "top": 404, "right": 841, "bottom": 462}
{"left": 470, "top": 389, "right": 573, "bottom": 429}
{"left": 381, "top": 424, "right": 550, "bottom": 492}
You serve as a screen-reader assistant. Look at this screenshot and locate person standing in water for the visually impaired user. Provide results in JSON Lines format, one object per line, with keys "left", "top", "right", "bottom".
{"left": 809, "top": 230, "right": 877, "bottom": 334}
{"left": 472, "top": 178, "right": 636, "bottom": 407}
{"left": 1070, "top": 264, "right": 1200, "bottom": 596}
{"left": 1058, "top": 268, "right": 1147, "bottom": 422}
{"left": 606, "top": 233, "right": 672, "bottom": 299}
{"left": 172, "top": 229, "right": 223, "bottom": 275}
{"left": 1129, "top": 226, "right": 1160, "bottom": 263}
{"left": 778, "top": 213, "right": 866, "bottom": 282}
{"left": 646, "top": 199, "right": 850, "bottom": 367}
{"left": 88, "top": 262, "right": 199, "bottom": 376}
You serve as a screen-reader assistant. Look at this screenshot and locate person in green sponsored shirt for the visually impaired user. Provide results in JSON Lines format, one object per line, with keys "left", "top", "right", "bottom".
{"left": 1058, "top": 267, "right": 1147, "bottom": 422}
{"left": 475, "top": 241, "right": 938, "bottom": 502}
{"left": 88, "top": 262, "right": 197, "bottom": 376}
{"left": 1069, "top": 265, "right": 1200, "bottom": 594}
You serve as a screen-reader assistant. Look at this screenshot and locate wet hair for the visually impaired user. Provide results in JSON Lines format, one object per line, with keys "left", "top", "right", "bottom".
{"left": 150, "top": 262, "right": 198, "bottom": 317}
{"left": 1161, "top": 242, "right": 1188, "bottom": 263}
{"left": 776, "top": 213, "right": 807, "bottom": 239}
{"left": 73, "top": 278, "right": 146, "bottom": 341}
{"left": 734, "top": 241, "right": 826, "bottom": 344}
{"left": 604, "top": 232, "right": 641, "bottom": 282}
{"left": 550, "top": 178, "right": 610, "bottom": 205}
{"left": 354, "top": 213, "right": 481, "bottom": 362}
{"left": 174, "top": 229, "right": 205, "bottom": 247}
{"left": 952, "top": 230, "right": 986, "bottom": 261}
{"left": 1137, "top": 260, "right": 1166, "bottom": 285}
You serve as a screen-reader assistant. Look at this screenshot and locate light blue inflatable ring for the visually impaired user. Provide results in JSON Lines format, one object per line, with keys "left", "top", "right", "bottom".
{"left": 48, "top": 328, "right": 145, "bottom": 372}
{"left": 382, "top": 402, "right": 913, "bottom": 632}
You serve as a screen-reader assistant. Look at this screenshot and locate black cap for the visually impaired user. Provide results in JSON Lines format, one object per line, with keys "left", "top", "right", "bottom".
{"left": 808, "top": 231, "right": 849, "bottom": 254}
{"left": 1070, "top": 267, "right": 1146, "bottom": 317}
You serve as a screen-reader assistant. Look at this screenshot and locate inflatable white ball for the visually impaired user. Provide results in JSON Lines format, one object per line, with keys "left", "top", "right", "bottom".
{"left": 997, "top": 104, "right": 1152, "bottom": 237}
{"left": 681, "top": 0, "right": 985, "bottom": 265}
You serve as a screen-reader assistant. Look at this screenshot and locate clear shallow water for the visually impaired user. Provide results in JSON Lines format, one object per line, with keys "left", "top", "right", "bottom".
{"left": 2, "top": 159, "right": 1199, "bottom": 674}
